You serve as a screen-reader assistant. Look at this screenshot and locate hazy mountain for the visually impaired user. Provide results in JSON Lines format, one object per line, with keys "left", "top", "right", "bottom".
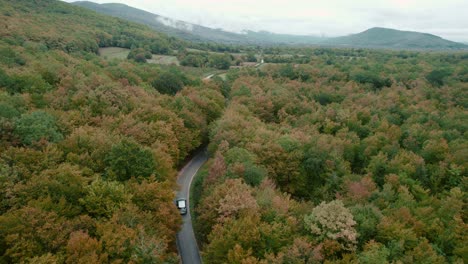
{"left": 323, "top": 27, "right": 467, "bottom": 50}
{"left": 242, "top": 30, "right": 324, "bottom": 45}
{"left": 73, "top": 2, "right": 467, "bottom": 50}
{"left": 72, "top": 1, "right": 324, "bottom": 45}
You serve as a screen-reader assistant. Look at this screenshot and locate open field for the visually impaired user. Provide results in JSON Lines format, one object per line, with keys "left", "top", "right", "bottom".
{"left": 99, "top": 47, "right": 180, "bottom": 65}
{"left": 186, "top": 48, "right": 248, "bottom": 59}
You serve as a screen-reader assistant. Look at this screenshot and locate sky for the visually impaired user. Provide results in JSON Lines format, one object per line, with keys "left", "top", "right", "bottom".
{"left": 65, "top": 0, "right": 468, "bottom": 42}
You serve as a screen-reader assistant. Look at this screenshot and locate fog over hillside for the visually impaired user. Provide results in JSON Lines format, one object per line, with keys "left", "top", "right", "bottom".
{"left": 63, "top": 0, "right": 468, "bottom": 42}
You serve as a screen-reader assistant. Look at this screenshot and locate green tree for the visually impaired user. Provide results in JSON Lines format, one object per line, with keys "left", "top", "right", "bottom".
{"left": 426, "top": 68, "right": 452, "bottom": 87}
{"left": 80, "top": 178, "right": 131, "bottom": 218}
{"left": 209, "top": 53, "right": 232, "bottom": 70}
{"left": 278, "top": 64, "right": 298, "bottom": 80}
{"left": 127, "top": 48, "right": 152, "bottom": 63}
{"left": 180, "top": 54, "right": 205, "bottom": 67}
{"left": 243, "top": 163, "right": 267, "bottom": 187}
{"left": 0, "top": 102, "right": 20, "bottom": 119}
{"left": 0, "top": 207, "right": 74, "bottom": 263}
{"left": 151, "top": 70, "right": 184, "bottom": 95}
{"left": 14, "top": 111, "right": 63, "bottom": 145}
{"left": 358, "top": 241, "right": 390, "bottom": 264}
{"left": 245, "top": 52, "right": 257, "bottom": 62}
{"left": 352, "top": 71, "right": 392, "bottom": 90}
{"left": 11, "top": 163, "right": 88, "bottom": 217}
{"left": 301, "top": 147, "right": 328, "bottom": 190}
{"left": 105, "top": 139, "right": 156, "bottom": 181}
{"left": 0, "top": 69, "right": 12, "bottom": 88}
{"left": 0, "top": 47, "right": 26, "bottom": 66}
{"left": 150, "top": 39, "right": 170, "bottom": 55}
{"left": 350, "top": 204, "right": 382, "bottom": 245}
{"left": 203, "top": 212, "right": 261, "bottom": 263}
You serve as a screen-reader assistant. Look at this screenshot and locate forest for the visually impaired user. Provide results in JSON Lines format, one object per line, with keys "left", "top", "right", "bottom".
{"left": 0, "top": 0, "right": 225, "bottom": 262}
{"left": 0, "top": 0, "right": 467, "bottom": 263}
{"left": 192, "top": 50, "right": 467, "bottom": 263}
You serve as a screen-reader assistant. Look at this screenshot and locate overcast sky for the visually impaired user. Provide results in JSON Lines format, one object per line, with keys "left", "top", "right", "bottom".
{"left": 65, "top": 0, "right": 468, "bottom": 42}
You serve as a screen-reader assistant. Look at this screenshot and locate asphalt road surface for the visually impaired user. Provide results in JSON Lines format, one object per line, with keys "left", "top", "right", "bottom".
{"left": 176, "top": 150, "right": 208, "bottom": 264}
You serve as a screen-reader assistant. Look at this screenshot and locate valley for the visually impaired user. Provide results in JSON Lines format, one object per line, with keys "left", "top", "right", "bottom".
{"left": 0, "top": 0, "right": 466, "bottom": 263}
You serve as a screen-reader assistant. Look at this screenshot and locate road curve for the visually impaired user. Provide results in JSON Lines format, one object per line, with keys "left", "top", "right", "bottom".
{"left": 203, "top": 74, "right": 215, "bottom": 80}
{"left": 176, "top": 150, "right": 208, "bottom": 264}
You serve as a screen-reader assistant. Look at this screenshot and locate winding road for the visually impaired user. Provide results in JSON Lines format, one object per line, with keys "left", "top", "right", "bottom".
{"left": 176, "top": 150, "right": 208, "bottom": 264}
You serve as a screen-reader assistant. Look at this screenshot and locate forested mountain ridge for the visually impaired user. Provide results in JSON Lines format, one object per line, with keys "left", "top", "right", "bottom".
{"left": 72, "top": 1, "right": 325, "bottom": 46}
{"left": 72, "top": 1, "right": 467, "bottom": 50}
{"left": 0, "top": 0, "right": 190, "bottom": 53}
{"left": 0, "top": 0, "right": 224, "bottom": 262}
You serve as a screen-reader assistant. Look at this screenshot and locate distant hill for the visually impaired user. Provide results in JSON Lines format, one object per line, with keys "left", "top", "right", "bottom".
{"left": 0, "top": 0, "right": 187, "bottom": 54}
{"left": 322, "top": 27, "right": 467, "bottom": 50}
{"left": 72, "top": 1, "right": 324, "bottom": 45}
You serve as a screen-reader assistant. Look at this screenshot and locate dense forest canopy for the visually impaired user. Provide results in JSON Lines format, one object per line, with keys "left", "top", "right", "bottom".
{"left": 192, "top": 50, "right": 468, "bottom": 262}
{"left": 0, "top": 0, "right": 467, "bottom": 263}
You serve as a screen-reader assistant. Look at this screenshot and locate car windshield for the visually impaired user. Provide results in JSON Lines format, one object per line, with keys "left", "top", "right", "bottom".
{"left": 177, "top": 200, "right": 186, "bottom": 208}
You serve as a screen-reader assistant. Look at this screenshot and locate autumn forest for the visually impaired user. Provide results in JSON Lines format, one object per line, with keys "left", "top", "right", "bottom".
{"left": 0, "top": 0, "right": 466, "bottom": 263}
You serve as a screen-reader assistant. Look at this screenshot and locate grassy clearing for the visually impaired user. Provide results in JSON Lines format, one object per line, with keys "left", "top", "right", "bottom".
{"left": 186, "top": 48, "right": 247, "bottom": 58}
{"left": 98, "top": 47, "right": 130, "bottom": 60}
{"left": 147, "top": 55, "right": 180, "bottom": 65}
{"left": 178, "top": 66, "right": 222, "bottom": 77}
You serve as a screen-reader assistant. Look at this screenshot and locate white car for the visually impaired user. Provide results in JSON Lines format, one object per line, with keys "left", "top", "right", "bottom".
{"left": 176, "top": 198, "right": 187, "bottom": 215}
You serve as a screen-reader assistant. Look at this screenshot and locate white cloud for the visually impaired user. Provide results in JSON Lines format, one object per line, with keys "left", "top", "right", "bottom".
{"left": 64, "top": 0, "right": 468, "bottom": 41}
{"left": 156, "top": 17, "right": 194, "bottom": 31}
